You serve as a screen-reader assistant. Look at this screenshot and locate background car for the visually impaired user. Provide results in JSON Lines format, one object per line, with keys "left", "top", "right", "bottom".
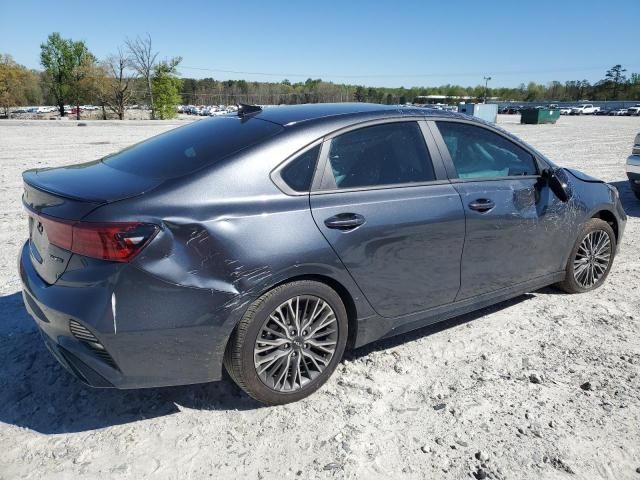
{"left": 610, "top": 108, "right": 628, "bottom": 116}
{"left": 627, "top": 132, "right": 640, "bottom": 199}
{"left": 20, "top": 103, "right": 626, "bottom": 405}
{"left": 626, "top": 105, "right": 640, "bottom": 116}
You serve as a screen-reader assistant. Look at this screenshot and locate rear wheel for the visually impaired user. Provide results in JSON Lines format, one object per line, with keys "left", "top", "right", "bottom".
{"left": 557, "top": 218, "right": 615, "bottom": 293}
{"left": 224, "top": 280, "right": 348, "bottom": 405}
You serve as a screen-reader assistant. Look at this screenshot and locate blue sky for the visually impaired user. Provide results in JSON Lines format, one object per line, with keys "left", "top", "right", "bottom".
{"left": 1, "top": 0, "right": 639, "bottom": 88}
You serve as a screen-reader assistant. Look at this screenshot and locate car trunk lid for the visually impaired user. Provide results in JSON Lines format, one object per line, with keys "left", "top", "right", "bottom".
{"left": 23, "top": 160, "right": 163, "bottom": 204}
{"left": 22, "top": 162, "right": 161, "bottom": 285}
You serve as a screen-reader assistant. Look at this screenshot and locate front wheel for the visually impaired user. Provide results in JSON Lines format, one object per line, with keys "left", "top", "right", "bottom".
{"left": 224, "top": 280, "right": 348, "bottom": 405}
{"left": 557, "top": 218, "right": 616, "bottom": 294}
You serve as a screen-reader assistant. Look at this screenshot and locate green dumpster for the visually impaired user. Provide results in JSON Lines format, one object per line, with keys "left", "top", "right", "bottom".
{"left": 520, "top": 108, "right": 560, "bottom": 124}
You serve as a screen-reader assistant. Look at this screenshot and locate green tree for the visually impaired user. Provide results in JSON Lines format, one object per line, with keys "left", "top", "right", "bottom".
{"left": 152, "top": 57, "right": 182, "bottom": 119}
{"left": 0, "top": 54, "right": 42, "bottom": 115}
{"left": 630, "top": 73, "right": 640, "bottom": 99}
{"left": 40, "top": 32, "right": 94, "bottom": 117}
{"left": 604, "top": 64, "right": 627, "bottom": 99}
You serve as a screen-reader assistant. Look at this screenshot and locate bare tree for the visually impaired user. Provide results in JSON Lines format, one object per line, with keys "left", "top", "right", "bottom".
{"left": 125, "top": 34, "right": 158, "bottom": 119}
{"left": 101, "top": 49, "right": 136, "bottom": 120}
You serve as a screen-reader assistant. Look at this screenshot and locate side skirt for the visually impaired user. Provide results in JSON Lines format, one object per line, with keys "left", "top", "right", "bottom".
{"left": 354, "top": 271, "right": 565, "bottom": 348}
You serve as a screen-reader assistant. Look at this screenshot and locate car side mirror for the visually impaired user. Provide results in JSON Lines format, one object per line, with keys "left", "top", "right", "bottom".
{"left": 542, "top": 168, "right": 570, "bottom": 202}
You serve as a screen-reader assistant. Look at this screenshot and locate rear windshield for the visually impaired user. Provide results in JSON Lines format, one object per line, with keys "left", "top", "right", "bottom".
{"left": 103, "top": 117, "right": 283, "bottom": 179}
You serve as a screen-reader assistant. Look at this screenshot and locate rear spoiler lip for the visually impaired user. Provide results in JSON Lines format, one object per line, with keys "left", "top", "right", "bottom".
{"left": 22, "top": 177, "right": 105, "bottom": 222}
{"left": 22, "top": 169, "right": 109, "bottom": 203}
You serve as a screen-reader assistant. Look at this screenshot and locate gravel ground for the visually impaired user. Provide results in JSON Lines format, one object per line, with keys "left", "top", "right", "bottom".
{"left": 0, "top": 115, "right": 639, "bottom": 480}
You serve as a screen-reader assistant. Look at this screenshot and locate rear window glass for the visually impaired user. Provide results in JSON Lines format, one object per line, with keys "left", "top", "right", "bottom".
{"left": 103, "top": 117, "right": 283, "bottom": 179}
{"left": 280, "top": 145, "right": 320, "bottom": 192}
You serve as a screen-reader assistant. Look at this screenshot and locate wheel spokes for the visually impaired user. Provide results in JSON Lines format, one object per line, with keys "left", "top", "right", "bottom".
{"left": 254, "top": 295, "right": 338, "bottom": 392}
{"left": 573, "top": 229, "right": 612, "bottom": 288}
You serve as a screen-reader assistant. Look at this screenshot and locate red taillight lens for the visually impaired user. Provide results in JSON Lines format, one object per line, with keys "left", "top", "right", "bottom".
{"left": 29, "top": 211, "right": 158, "bottom": 262}
{"left": 38, "top": 215, "right": 73, "bottom": 250}
{"left": 71, "top": 222, "right": 159, "bottom": 262}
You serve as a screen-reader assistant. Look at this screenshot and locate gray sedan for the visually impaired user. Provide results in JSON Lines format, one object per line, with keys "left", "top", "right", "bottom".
{"left": 20, "top": 103, "right": 626, "bottom": 404}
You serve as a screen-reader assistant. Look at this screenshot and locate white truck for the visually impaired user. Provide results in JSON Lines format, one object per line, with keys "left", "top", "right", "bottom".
{"left": 570, "top": 104, "right": 600, "bottom": 115}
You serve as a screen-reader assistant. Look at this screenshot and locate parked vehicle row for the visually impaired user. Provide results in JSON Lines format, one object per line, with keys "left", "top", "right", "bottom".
{"left": 10, "top": 105, "right": 99, "bottom": 115}
{"left": 12, "top": 106, "right": 57, "bottom": 114}
{"left": 413, "top": 103, "right": 459, "bottom": 113}
{"left": 500, "top": 103, "right": 640, "bottom": 116}
{"left": 178, "top": 105, "right": 239, "bottom": 116}
{"left": 594, "top": 107, "right": 629, "bottom": 116}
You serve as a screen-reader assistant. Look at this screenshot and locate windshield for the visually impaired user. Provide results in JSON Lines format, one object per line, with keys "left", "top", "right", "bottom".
{"left": 103, "top": 117, "right": 283, "bottom": 179}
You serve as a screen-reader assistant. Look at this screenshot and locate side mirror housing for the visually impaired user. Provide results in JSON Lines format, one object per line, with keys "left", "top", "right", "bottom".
{"left": 543, "top": 168, "right": 570, "bottom": 202}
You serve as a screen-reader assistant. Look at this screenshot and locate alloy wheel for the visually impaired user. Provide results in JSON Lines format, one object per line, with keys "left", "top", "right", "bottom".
{"left": 573, "top": 229, "right": 611, "bottom": 288}
{"left": 253, "top": 295, "right": 338, "bottom": 392}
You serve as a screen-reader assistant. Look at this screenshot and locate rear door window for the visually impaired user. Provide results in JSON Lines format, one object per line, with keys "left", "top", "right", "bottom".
{"left": 103, "top": 117, "right": 283, "bottom": 179}
{"left": 435, "top": 121, "right": 537, "bottom": 179}
{"left": 325, "top": 122, "right": 435, "bottom": 189}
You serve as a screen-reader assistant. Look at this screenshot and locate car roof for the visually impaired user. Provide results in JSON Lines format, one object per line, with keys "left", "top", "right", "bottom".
{"left": 249, "top": 102, "right": 460, "bottom": 127}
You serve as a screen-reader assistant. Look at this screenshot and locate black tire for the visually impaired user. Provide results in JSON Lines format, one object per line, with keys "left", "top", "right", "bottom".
{"left": 224, "top": 280, "right": 348, "bottom": 405}
{"left": 557, "top": 218, "right": 616, "bottom": 294}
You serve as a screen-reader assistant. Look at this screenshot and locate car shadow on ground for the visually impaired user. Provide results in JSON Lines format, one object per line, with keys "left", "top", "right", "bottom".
{"left": 1, "top": 289, "right": 538, "bottom": 434}
{"left": 609, "top": 180, "right": 640, "bottom": 218}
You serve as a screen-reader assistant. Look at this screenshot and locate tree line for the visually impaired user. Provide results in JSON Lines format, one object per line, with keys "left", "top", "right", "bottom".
{"left": 1, "top": 33, "right": 639, "bottom": 119}
{"left": 1, "top": 33, "right": 182, "bottom": 119}
{"left": 181, "top": 66, "right": 638, "bottom": 107}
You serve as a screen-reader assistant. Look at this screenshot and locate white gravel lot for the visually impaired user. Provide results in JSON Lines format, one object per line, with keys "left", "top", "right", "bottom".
{"left": 0, "top": 115, "right": 639, "bottom": 480}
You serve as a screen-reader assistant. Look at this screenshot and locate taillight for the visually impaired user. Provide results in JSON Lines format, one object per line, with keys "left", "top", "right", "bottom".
{"left": 71, "top": 222, "right": 159, "bottom": 262}
{"left": 37, "top": 215, "right": 73, "bottom": 250}
{"left": 29, "top": 212, "right": 158, "bottom": 262}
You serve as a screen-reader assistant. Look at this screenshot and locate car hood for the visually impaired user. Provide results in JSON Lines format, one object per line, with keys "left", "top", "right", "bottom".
{"left": 564, "top": 168, "right": 603, "bottom": 183}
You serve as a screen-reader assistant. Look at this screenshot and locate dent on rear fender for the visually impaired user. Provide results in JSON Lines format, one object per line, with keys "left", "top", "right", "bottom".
{"left": 131, "top": 217, "right": 274, "bottom": 310}
{"left": 135, "top": 219, "right": 264, "bottom": 289}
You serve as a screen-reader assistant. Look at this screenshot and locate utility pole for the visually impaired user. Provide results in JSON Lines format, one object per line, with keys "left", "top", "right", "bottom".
{"left": 483, "top": 76, "right": 492, "bottom": 103}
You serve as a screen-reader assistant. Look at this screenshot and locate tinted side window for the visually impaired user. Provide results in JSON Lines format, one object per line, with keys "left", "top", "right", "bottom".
{"left": 327, "top": 122, "right": 435, "bottom": 189}
{"left": 436, "top": 122, "right": 537, "bottom": 179}
{"left": 280, "top": 145, "right": 320, "bottom": 192}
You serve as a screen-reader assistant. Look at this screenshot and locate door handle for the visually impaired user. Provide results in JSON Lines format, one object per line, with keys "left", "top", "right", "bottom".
{"left": 324, "top": 213, "right": 366, "bottom": 231}
{"left": 468, "top": 198, "right": 495, "bottom": 212}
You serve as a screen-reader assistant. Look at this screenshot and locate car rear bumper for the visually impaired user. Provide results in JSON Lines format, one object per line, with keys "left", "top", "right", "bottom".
{"left": 627, "top": 156, "right": 640, "bottom": 192}
{"left": 19, "top": 241, "right": 239, "bottom": 389}
{"left": 627, "top": 155, "right": 640, "bottom": 173}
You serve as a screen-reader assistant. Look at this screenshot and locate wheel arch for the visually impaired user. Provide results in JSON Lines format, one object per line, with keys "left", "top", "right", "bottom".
{"left": 591, "top": 209, "right": 619, "bottom": 242}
